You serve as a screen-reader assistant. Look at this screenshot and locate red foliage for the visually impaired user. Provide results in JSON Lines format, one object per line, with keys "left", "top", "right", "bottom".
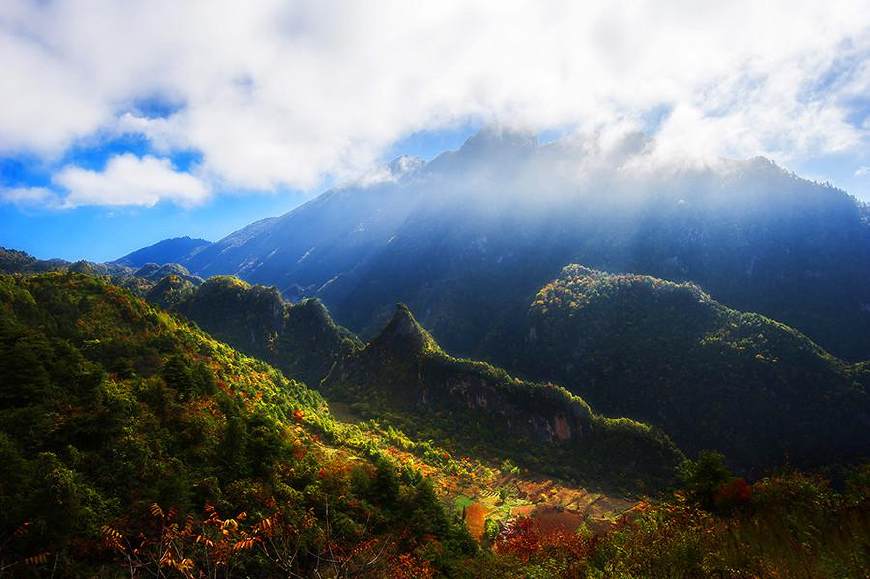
{"left": 391, "top": 553, "right": 435, "bottom": 579}
{"left": 714, "top": 477, "right": 752, "bottom": 510}
{"left": 494, "top": 516, "right": 595, "bottom": 568}
{"left": 494, "top": 517, "right": 541, "bottom": 562}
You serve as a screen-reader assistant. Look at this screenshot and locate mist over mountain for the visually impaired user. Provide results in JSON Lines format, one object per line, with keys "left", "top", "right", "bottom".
{"left": 147, "top": 128, "right": 870, "bottom": 362}
{"left": 5, "top": 2, "right": 870, "bottom": 575}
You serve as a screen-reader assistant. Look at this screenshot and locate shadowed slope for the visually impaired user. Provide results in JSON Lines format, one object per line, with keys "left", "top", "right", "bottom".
{"left": 501, "top": 265, "right": 870, "bottom": 473}
{"left": 152, "top": 275, "right": 362, "bottom": 386}
{"left": 323, "top": 304, "right": 684, "bottom": 492}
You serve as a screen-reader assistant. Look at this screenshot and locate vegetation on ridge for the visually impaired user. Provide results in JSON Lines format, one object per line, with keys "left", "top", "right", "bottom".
{"left": 152, "top": 274, "right": 362, "bottom": 387}
{"left": 0, "top": 272, "right": 475, "bottom": 576}
{"left": 322, "top": 303, "right": 684, "bottom": 493}
{"left": 501, "top": 264, "right": 870, "bottom": 474}
{"left": 1, "top": 270, "right": 868, "bottom": 577}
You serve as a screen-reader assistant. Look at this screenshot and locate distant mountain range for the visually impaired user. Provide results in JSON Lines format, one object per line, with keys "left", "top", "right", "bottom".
{"left": 120, "top": 128, "right": 870, "bottom": 363}
{"left": 0, "top": 245, "right": 204, "bottom": 295}
{"left": 113, "top": 236, "right": 211, "bottom": 268}
{"left": 7, "top": 126, "right": 870, "bottom": 477}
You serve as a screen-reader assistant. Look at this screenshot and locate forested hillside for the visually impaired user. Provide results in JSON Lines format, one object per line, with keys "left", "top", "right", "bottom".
{"left": 146, "top": 268, "right": 869, "bottom": 479}
{"left": 2, "top": 271, "right": 868, "bottom": 577}
{"left": 0, "top": 273, "right": 476, "bottom": 576}
{"left": 144, "top": 273, "right": 683, "bottom": 491}
{"left": 322, "top": 304, "right": 683, "bottom": 492}
{"left": 496, "top": 265, "right": 870, "bottom": 473}
{"left": 149, "top": 274, "right": 361, "bottom": 387}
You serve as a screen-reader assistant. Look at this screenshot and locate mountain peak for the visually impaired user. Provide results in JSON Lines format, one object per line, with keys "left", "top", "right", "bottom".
{"left": 113, "top": 236, "right": 212, "bottom": 268}
{"left": 290, "top": 297, "right": 342, "bottom": 332}
{"left": 371, "top": 303, "right": 442, "bottom": 356}
{"left": 388, "top": 155, "right": 425, "bottom": 177}
{"left": 459, "top": 126, "right": 538, "bottom": 155}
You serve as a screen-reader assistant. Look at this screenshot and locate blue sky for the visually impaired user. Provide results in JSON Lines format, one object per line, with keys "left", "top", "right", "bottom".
{"left": 0, "top": 125, "right": 482, "bottom": 262}
{"left": 1, "top": 1, "right": 868, "bottom": 262}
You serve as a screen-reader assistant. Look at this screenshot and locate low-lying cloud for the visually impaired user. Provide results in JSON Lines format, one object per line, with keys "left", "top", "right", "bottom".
{"left": 0, "top": 0, "right": 868, "bottom": 206}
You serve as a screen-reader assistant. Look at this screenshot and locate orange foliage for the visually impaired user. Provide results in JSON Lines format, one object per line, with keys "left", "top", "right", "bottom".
{"left": 392, "top": 553, "right": 435, "bottom": 579}
{"left": 464, "top": 503, "right": 488, "bottom": 540}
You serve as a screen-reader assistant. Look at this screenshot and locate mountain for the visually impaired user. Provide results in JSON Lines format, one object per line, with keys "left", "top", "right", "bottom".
{"left": 1, "top": 246, "right": 126, "bottom": 277}
{"left": 492, "top": 265, "right": 870, "bottom": 473}
{"left": 2, "top": 272, "right": 867, "bottom": 576}
{"left": 0, "top": 271, "right": 482, "bottom": 575}
{"left": 133, "top": 262, "right": 203, "bottom": 286}
{"left": 149, "top": 275, "right": 361, "bottom": 387}
{"left": 113, "top": 236, "right": 211, "bottom": 268}
{"left": 143, "top": 129, "right": 870, "bottom": 363}
{"left": 0, "top": 246, "right": 204, "bottom": 299}
{"left": 0, "top": 247, "right": 49, "bottom": 273}
{"left": 147, "top": 274, "right": 682, "bottom": 491}
{"left": 144, "top": 273, "right": 198, "bottom": 309}
{"left": 1, "top": 247, "right": 353, "bottom": 388}
{"left": 322, "top": 304, "right": 683, "bottom": 492}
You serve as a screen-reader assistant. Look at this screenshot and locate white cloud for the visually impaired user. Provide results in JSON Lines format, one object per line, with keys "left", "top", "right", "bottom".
{"left": 53, "top": 154, "right": 209, "bottom": 208}
{"left": 857, "top": 166, "right": 870, "bottom": 177}
{"left": 0, "top": 0, "right": 868, "bottom": 193}
{"left": 0, "top": 155, "right": 207, "bottom": 209}
{"left": 0, "top": 187, "right": 62, "bottom": 208}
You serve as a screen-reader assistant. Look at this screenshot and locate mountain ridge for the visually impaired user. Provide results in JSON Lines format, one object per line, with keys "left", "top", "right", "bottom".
{"left": 493, "top": 264, "right": 870, "bottom": 473}
{"left": 128, "top": 128, "right": 870, "bottom": 362}
{"left": 151, "top": 274, "right": 362, "bottom": 387}
{"left": 113, "top": 236, "right": 212, "bottom": 268}
{"left": 322, "top": 303, "right": 684, "bottom": 492}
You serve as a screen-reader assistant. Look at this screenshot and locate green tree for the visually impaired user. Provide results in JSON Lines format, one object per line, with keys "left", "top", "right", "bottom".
{"left": 678, "top": 451, "right": 734, "bottom": 510}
